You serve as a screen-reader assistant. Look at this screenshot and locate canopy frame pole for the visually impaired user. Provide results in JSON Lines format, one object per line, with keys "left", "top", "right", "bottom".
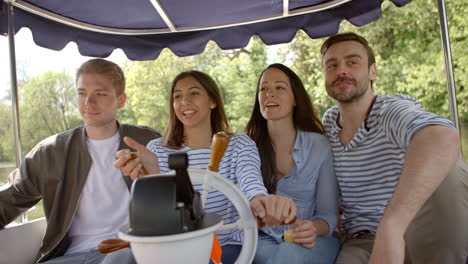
{"left": 148, "top": 0, "right": 176, "bottom": 32}
{"left": 283, "top": 0, "right": 289, "bottom": 16}
{"left": 435, "top": 0, "right": 459, "bottom": 132}
{"left": 7, "top": 2, "right": 27, "bottom": 223}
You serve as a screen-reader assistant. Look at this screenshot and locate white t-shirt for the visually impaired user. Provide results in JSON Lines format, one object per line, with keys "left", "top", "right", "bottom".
{"left": 66, "top": 132, "right": 130, "bottom": 254}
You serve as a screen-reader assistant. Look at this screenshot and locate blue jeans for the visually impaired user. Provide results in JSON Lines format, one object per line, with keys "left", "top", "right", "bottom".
{"left": 43, "top": 248, "right": 135, "bottom": 264}
{"left": 253, "top": 233, "right": 340, "bottom": 264}
{"left": 221, "top": 244, "right": 242, "bottom": 264}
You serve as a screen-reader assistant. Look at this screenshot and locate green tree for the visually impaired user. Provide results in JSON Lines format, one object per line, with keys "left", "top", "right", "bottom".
{"left": 123, "top": 50, "right": 195, "bottom": 133}
{"left": 195, "top": 37, "right": 268, "bottom": 132}
{"left": 124, "top": 38, "right": 268, "bottom": 133}
{"left": 18, "top": 71, "right": 82, "bottom": 155}
{"left": 276, "top": 31, "right": 335, "bottom": 116}
{"left": 273, "top": 0, "right": 467, "bottom": 123}
{"left": 352, "top": 0, "right": 465, "bottom": 119}
{"left": 0, "top": 102, "right": 14, "bottom": 162}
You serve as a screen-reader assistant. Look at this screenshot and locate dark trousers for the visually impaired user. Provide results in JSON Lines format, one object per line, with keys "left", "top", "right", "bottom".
{"left": 221, "top": 244, "right": 242, "bottom": 264}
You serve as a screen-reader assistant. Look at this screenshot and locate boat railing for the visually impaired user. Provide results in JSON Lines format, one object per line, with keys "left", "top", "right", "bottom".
{"left": 0, "top": 217, "right": 46, "bottom": 264}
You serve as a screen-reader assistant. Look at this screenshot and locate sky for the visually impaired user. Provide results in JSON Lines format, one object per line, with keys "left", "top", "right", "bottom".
{"left": 0, "top": 28, "right": 126, "bottom": 103}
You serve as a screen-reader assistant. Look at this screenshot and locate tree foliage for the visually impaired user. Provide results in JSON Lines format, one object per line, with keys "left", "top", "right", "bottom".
{"left": 0, "top": 103, "right": 14, "bottom": 162}
{"left": 18, "top": 71, "right": 82, "bottom": 156}
{"left": 278, "top": 0, "right": 467, "bottom": 121}
{"left": 122, "top": 37, "right": 267, "bottom": 133}
{"left": 121, "top": 51, "right": 193, "bottom": 132}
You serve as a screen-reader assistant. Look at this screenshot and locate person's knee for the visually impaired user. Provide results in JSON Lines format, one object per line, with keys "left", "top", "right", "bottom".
{"left": 101, "top": 248, "right": 135, "bottom": 264}
{"left": 335, "top": 238, "right": 372, "bottom": 264}
{"left": 221, "top": 244, "right": 242, "bottom": 264}
{"left": 406, "top": 164, "right": 468, "bottom": 263}
{"left": 253, "top": 237, "right": 280, "bottom": 264}
{"left": 310, "top": 235, "right": 340, "bottom": 260}
{"left": 335, "top": 247, "right": 369, "bottom": 264}
{"left": 274, "top": 238, "right": 340, "bottom": 264}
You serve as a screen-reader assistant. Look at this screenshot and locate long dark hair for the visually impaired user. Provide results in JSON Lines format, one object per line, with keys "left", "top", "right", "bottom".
{"left": 245, "top": 63, "right": 324, "bottom": 193}
{"left": 164, "top": 71, "right": 231, "bottom": 149}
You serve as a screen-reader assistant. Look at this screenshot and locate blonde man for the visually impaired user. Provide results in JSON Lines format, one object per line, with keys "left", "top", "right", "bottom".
{"left": 0, "top": 59, "right": 161, "bottom": 263}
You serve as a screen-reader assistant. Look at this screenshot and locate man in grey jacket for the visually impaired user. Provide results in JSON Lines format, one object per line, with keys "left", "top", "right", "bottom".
{"left": 0, "top": 58, "right": 161, "bottom": 263}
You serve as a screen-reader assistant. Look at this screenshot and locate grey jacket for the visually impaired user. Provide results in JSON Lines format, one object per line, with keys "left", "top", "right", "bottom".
{"left": 0, "top": 123, "right": 161, "bottom": 262}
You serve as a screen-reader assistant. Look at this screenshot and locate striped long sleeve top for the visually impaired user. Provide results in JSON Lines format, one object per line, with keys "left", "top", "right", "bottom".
{"left": 146, "top": 133, "right": 268, "bottom": 246}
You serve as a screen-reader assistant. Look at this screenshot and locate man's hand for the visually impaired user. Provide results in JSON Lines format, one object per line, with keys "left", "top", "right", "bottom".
{"left": 292, "top": 220, "right": 319, "bottom": 248}
{"left": 369, "top": 224, "right": 405, "bottom": 264}
{"left": 114, "top": 136, "right": 160, "bottom": 180}
{"left": 250, "top": 194, "right": 296, "bottom": 227}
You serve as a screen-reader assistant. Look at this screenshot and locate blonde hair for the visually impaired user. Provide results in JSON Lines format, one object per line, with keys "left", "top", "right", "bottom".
{"left": 76, "top": 58, "right": 125, "bottom": 95}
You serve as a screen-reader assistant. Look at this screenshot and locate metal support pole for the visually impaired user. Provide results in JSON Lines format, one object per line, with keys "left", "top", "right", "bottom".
{"left": 7, "top": 2, "right": 27, "bottom": 223}
{"left": 435, "top": 0, "right": 459, "bottom": 132}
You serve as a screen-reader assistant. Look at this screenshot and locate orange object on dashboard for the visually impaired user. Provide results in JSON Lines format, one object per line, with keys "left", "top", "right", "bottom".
{"left": 210, "top": 234, "right": 222, "bottom": 264}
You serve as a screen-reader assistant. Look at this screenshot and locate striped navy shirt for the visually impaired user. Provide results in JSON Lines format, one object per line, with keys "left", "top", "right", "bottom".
{"left": 322, "top": 95, "right": 456, "bottom": 235}
{"left": 146, "top": 133, "right": 268, "bottom": 246}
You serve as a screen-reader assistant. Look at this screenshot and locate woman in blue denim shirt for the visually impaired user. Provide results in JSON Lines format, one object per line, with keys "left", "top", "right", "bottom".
{"left": 245, "top": 64, "right": 340, "bottom": 264}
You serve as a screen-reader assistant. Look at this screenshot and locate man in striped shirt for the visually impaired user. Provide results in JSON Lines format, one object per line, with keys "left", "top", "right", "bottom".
{"left": 320, "top": 33, "right": 467, "bottom": 264}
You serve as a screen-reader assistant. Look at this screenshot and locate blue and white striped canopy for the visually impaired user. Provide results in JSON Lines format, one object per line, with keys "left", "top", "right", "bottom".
{"left": 0, "top": 0, "right": 412, "bottom": 60}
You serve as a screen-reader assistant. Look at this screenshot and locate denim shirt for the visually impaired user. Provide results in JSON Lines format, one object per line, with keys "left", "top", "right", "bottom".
{"left": 261, "top": 130, "right": 339, "bottom": 242}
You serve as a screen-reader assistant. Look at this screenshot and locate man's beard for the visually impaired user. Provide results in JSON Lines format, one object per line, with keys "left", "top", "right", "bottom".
{"left": 326, "top": 76, "right": 368, "bottom": 103}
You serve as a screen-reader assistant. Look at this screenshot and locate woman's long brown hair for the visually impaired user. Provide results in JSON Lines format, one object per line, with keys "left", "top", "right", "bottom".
{"left": 164, "top": 71, "right": 231, "bottom": 149}
{"left": 245, "top": 63, "right": 324, "bottom": 193}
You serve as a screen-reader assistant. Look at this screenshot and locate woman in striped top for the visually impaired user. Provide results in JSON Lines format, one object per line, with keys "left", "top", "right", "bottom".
{"left": 246, "top": 64, "right": 340, "bottom": 264}
{"left": 115, "top": 70, "right": 297, "bottom": 264}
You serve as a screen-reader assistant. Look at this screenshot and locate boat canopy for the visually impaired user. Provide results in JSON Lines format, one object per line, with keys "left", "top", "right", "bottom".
{"left": 0, "top": 0, "right": 412, "bottom": 60}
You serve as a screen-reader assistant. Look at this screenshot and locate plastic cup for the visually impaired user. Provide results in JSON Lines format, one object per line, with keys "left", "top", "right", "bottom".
{"left": 283, "top": 225, "right": 295, "bottom": 242}
{"left": 283, "top": 208, "right": 305, "bottom": 243}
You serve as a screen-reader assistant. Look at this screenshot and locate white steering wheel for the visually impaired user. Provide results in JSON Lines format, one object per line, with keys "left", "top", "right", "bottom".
{"left": 188, "top": 168, "right": 258, "bottom": 264}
